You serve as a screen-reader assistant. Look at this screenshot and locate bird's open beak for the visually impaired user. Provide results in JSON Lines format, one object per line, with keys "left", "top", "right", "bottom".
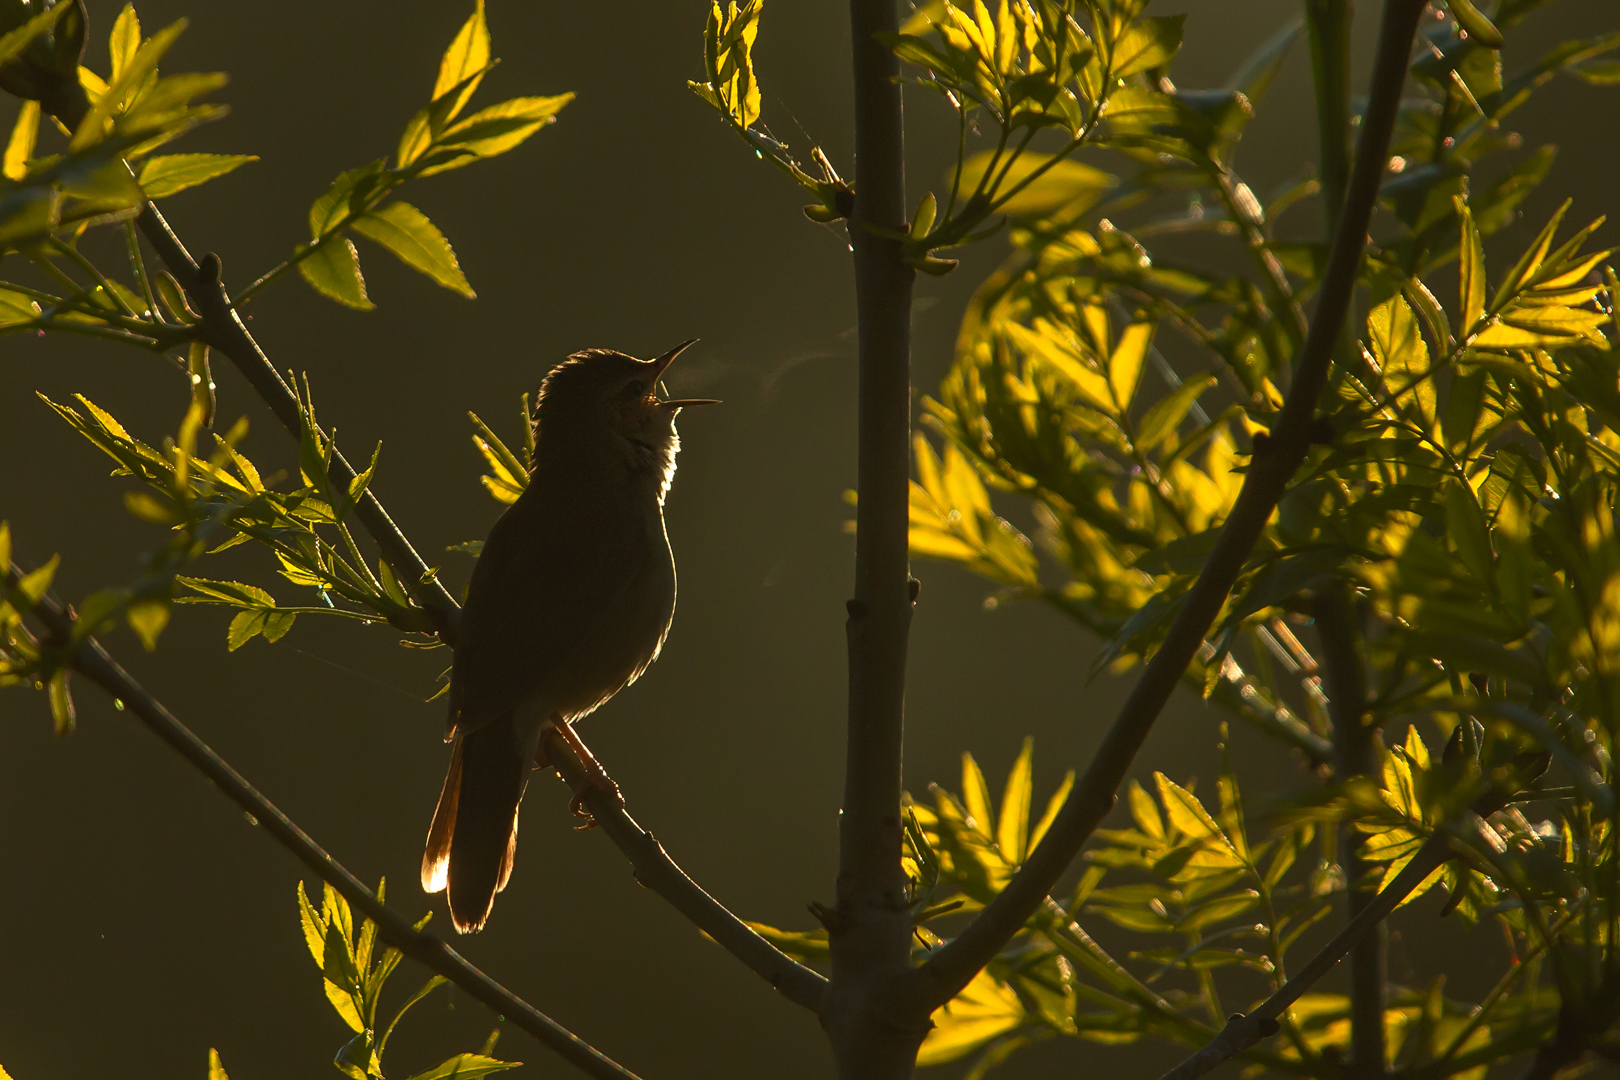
{"left": 650, "top": 338, "right": 721, "bottom": 408}
{"left": 650, "top": 338, "right": 699, "bottom": 378}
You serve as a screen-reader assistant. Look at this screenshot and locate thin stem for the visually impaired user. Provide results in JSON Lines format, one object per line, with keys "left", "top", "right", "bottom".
{"left": 6, "top": 570, "right": 642, "bottom": 1080}
{"left": 1155, "top": 831, "right": 1453, "bottom": 1080}
{"left": 1315, "top": 585, "right": 1385, "bottom": 1080}
{"left": 832, "top": 0, "right": 922, "bottom": 1074}
{"left": 51, "top": 239, "right": 143, "bottom": 319}
{"left": 125, "top": 221, "right": 163, "bottom": 322}
{"left": 896, "top": 0, "right": 1429, "bottom": 1015}
{"left": 540, "top": 729, "right": 827, "bottom": 1012}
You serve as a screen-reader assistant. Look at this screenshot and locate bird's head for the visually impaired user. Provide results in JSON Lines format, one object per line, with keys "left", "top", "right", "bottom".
{"left": 533, "top": 341, "right": 717, "bottom": 492}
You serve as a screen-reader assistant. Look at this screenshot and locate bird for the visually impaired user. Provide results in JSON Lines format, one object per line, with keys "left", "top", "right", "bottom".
{"left": 421, "top": 340, "right": 717, "bottom": 933}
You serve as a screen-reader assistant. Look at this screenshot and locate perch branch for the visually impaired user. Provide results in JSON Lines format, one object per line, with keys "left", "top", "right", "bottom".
{"left": 3, "top": 567, "right": 640, "bottom": 1080}
{"left": 897, "top": 0, "right": 1430, "bottom": 1013}
{"left": 541, "top": 729, "right": 828, "bottom": 1012}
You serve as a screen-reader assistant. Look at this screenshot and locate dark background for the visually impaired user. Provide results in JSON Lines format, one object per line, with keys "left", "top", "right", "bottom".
{"left": 1, "top": 1, "right": 1616, "bottom": 1078}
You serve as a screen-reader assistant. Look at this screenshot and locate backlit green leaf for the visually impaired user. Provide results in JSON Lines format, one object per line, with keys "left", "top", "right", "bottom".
{"left": 432, "top": 0, "right": 490, "bottom": 122}
{"left": 351, "top": 202, "right": 474, "bottom": 298}
{"left": 137, "top": 153, "right": 257, "bottom": 199}
{"left": 299, "top": 238, "right": 373, "bottom": 310}
{"left": 401, "top": 1054, "right": 520, "bottom": 1080}
{"left": 997, "top": 737, "right": 1034, "bottom": 864}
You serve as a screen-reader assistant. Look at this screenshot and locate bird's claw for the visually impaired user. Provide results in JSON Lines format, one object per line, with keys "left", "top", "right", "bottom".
{"left": 569, "top": 772, "right": 624, "bottom": 830}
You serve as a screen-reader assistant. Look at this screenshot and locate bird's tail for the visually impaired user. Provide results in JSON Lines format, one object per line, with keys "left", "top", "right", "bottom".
{"left": 420, "top": 722, "right": 527, "bottom": 934}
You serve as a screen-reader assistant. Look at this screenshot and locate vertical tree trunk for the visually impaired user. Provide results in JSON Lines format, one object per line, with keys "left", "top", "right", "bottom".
{"left": 827, "top": 0, "right": 923, "bottom": 1075}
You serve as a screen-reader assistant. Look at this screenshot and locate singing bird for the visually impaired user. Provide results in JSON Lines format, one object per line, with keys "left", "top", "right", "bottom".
{"left": 422, "top": 341, "right": 716, "bottom": 933}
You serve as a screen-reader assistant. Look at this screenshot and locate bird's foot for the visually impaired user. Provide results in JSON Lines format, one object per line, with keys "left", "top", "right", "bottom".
{"left": 568, "top": 772, "right": 624, "bottom": 830}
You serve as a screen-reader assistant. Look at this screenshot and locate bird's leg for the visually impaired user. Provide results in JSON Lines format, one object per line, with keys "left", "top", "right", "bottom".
{"left": 543, "top": 717, "right": 624, "bottom": 830}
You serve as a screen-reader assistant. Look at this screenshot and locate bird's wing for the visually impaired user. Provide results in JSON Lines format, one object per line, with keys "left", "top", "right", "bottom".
{"left": 448, "top": 483, "right": 647, "bottom": 739}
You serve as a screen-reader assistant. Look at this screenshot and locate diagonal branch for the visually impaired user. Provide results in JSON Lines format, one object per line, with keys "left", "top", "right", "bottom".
{"left": 41, "top": 88, "right": 461, "bottom": 643}
{"left": 541, "top": 729, "right": 828, "bottom": 1012}
{"left": 895, "top": 0, "right": 1430, "bottom": 1014}
{"left": 3, "top": 567, "right": 641, "bottom": 1080}
{"left": 1157, "top": 831, "right": 1453, "bottom": 1080}
{"left": 34, "top": 81, "right": 825, "bottom": 1022}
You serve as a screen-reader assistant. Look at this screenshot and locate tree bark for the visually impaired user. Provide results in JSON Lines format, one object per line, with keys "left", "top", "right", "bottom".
{"left": 827, "top": 0, "right": 923, "bottom": 1075}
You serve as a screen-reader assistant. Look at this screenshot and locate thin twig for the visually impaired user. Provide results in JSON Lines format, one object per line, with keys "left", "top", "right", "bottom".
{"left": 541, "top": 729, "right": 828, "bottom": 1012}
{"left": 4, "top": 569, "right": 642, "bottom": 1080}
{"left": 1156, "top": 831, "right": 1453, "bottom": 1080}
{"left": 896, "top": 0, "right": 1430, "bottom": 1015}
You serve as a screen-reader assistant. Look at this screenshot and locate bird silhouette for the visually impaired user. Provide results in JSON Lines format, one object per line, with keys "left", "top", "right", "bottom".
{"left": 422, "top": 341, "right": 716, "bottom": 933}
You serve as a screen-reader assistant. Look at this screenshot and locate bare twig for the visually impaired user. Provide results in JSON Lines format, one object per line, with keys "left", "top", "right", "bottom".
{"left": 541, "top": 729, "right": 828, "bottom": 1012}
{"left": 3, "top": 568, "right": 641, "bottom": 1080}
{"left": 897, "top": 0, "right": 1431, "bottom": 1014}
{"left": 1157, "top": 831, "right": 1453, "bottom": 1080}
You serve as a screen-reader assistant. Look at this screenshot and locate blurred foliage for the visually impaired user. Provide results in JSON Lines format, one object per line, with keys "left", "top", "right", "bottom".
{"left": 726, "top": 0, "right": 1620, "bottom": 1074}
{"left": 297, "top": 880, "right": 519, "bottom": 1080}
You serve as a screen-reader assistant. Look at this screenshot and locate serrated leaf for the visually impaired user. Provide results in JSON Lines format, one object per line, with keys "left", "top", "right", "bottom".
{"left": 136, "top": 153, "right": 257, "bottom": 199}
{"left": 226, "top": 609, "right": 266, "bottom": 650}
{"left": 299, "top": 238, "right": 373, "bottom": 310}
{"left": 298, "top": 880, "right": 327, "bottom": 966}
{"left": 109, "top": 5, "right": 141, "bottom": 83}
{"left": 351, "top": 202, "right": 474, "bottom": 298}
{"left": 1028, "top": 769, "right": 1072, "bottom": 853}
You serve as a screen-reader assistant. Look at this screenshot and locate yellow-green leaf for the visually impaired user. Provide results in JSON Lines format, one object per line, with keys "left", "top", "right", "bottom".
{"left": 299, "top": 238, "right": 374, "bottom": 310}
{"left": 207, "top": 1048, "right": 229, "bottom": 1080}
{"left": 137, "top": 153, "right": 258, "bottom": 199}
{"left": 419, "top": 94, "right": 573, "bottom": 177}
{"left": 1369, "top": 293, "right": 1433, "bottom": 426}
{"left": 1458, "top": 199, "right": 1486, "bottom": 332}
{"left": 916, "top": 968, "right": 1025, "bottom": 1065}
{"left": 432, "top": 0, "right": 491, "bottom": 122}
{"left": 1028, "top": 769, "right": 1073, "bottom": 853}
{"left": 0, "top": 285, "right": 41, "bottom": 327}
{"left": 961, "top": 752, "right": 993, "bottom": 834}
{"left": 997, "top": 736, "right": 1034, "bottom": 864}
{"left": 1110, "top": 15, "right": 1185, "bottom": 78}
{"left": 1108, "top": 321, "right": 1153, "bottom": 411}
{"left": 958, "top": 152, "right": 1115, "bottom": 217}
{"left": 3, "top": 99, "right": 39, "bottom": 181}
{"left": 351, "top": 202, "right": 474, "bottom": 298}
{"left": 109, "top": 4, "right": 141, "bottom": 83}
